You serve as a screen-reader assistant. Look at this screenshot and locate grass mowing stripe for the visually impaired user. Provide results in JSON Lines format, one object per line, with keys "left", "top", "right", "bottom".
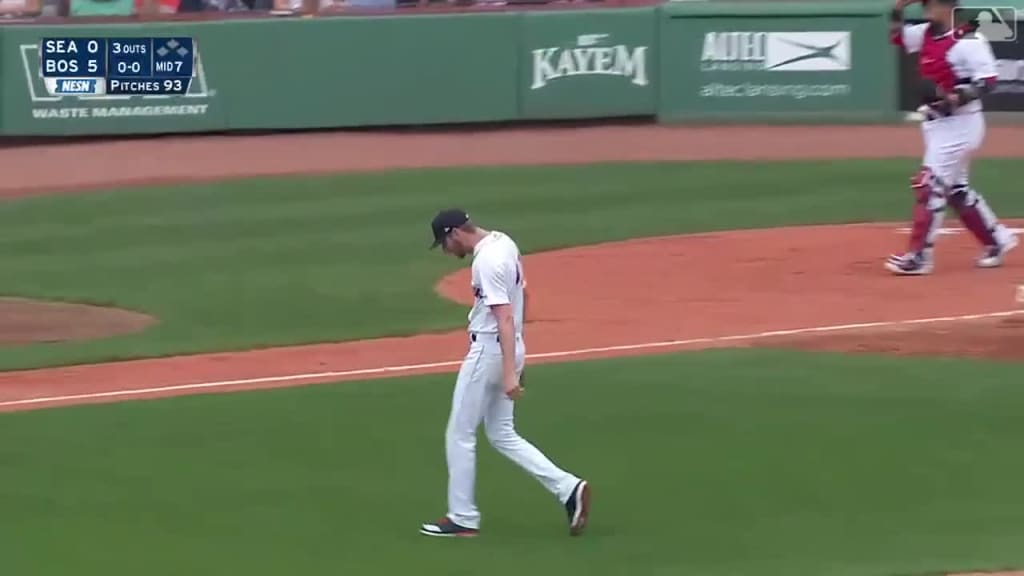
{"left": 1, "top": 349, "right": 1023, "bottom": 576}
{"left": 1, "top": 159, "right": 1022, "bottom": 370}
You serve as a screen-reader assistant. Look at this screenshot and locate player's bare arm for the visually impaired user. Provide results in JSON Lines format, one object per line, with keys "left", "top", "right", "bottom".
{"left": 491, "top": 302, "right": 523, "bottom": 400}
{"left": 889, "top": 0, "right": 918, "bottom": 39}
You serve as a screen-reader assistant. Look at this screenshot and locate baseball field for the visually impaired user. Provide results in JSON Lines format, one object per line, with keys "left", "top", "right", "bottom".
{"left": 2, "top": 123, "right": 1024, "bottom": 576}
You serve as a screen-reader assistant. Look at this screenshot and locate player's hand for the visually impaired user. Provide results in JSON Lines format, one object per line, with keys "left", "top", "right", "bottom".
{"left": 945, "top": 92, "right": 961, "bottom": 107}
{"left": 503, "top": 372, "right": 524, "bottom": 400}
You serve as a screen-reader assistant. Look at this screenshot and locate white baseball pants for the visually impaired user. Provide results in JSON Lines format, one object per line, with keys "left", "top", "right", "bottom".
{"left": 444, "top": 334, "right": 580, "bottom": 530}
{"left": 915, "top": 111, "right": 1009, "bottom": 251}
{"left": 921, "top": 110, "right": 985, "bottom": 187}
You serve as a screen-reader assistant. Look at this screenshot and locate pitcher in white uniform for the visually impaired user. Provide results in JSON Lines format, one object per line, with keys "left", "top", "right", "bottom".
{"left": 420, "top": 208, "right": 591, "bottom": 538}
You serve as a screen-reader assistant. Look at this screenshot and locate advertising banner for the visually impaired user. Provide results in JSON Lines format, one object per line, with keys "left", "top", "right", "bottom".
{"left": 0, "top": 3, "right": 907, "bottom": 136}
{"left": 0, "top": 14, "right": 521, "bottom": 136}
{"left": 519, "top": 8, "right": 657, "bottom": 119}
{"left": 659, "top": 15, "right": 894, "bottom": 121}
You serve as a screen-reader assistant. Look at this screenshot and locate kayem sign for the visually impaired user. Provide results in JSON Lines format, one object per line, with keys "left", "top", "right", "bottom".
{"left": 519, "top": 9, "right": 657, "bottom": 119}
{"left": 531, "top": 34, "right": 649, "bottom": 90}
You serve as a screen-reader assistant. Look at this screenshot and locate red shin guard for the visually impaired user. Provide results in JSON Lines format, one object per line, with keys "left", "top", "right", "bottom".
{"left": 950, "top": 193, "right": 998, "bottom": 246}
{"left": 909, "top": 201, "right": 934, "bottom": 253}
{"left": 908, "top": 169, "right": 941, "bottom": 253}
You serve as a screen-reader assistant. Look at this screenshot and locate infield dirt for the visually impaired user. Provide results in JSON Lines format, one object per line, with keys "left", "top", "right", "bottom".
{"left": 0, "top": 123, "right": 1022, "bottom": 413}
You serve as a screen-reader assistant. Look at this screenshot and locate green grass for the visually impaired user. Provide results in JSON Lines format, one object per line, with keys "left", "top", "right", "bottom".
{"left": 4, "top": 159, "right": 1024, "bottom": 575}
{"left": 2, "top": 158, "right": 1023, "bottom": 371}
{"left": 2, "top": 349, "right": 1023, "bottom": 576}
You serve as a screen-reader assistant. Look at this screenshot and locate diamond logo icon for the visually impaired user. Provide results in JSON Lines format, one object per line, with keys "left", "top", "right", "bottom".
{"left": 177, "top": 47, "right": 189, "bottom": 57}
{"left": 157, "top": 47, "right": 169, "bottom": 57}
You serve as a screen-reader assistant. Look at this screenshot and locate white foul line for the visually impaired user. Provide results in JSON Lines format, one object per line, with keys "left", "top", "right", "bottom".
{"left": 896, "top": 227, "right": 1024, "bottom": 236}
{"left": 1, "top": 309, "right": 1022, "bottom": 409}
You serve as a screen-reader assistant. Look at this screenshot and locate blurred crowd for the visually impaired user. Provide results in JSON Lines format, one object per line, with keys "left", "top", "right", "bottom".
{"left": 0, "top": 0, "right": 597, "bottom": 17}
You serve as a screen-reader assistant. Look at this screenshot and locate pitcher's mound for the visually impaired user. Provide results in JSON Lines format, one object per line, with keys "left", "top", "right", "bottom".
{"left": 0, "top": 297, "right": 156, "bottom": 345}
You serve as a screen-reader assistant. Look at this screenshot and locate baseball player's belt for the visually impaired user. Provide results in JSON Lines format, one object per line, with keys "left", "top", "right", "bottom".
{"left": 469, "top": 332, "right": 523, "bottom": 343}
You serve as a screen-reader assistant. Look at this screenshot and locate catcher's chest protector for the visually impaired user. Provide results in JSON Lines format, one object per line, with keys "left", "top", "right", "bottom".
{"left": 918, "top": 33, "right": 961, "bottom": 92}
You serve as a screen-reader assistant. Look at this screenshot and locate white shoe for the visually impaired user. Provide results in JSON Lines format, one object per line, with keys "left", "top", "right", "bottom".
{"left": 977, "top": 233, "right": 1019, "bottom": 268}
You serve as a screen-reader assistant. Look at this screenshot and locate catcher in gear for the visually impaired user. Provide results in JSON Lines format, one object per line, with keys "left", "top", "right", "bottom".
{"left": 885, "top": 0, "right": 1018, "bottom": 275}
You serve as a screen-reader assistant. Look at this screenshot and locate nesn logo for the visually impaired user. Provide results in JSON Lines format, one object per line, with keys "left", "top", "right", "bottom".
{"left": 55, "top": 79, "right": 97, "bottom": 94}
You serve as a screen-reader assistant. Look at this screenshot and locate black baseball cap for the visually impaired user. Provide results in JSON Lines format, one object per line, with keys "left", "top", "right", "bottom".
{"left": 430, "top": 208, "right": 470, "bottom": 248}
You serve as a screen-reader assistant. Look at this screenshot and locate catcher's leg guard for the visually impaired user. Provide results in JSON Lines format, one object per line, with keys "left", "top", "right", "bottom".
{"left": 948, "top": 184, "right": 999, "bottom": 247}
{"left": 907, "top": 167, "right": 946, "bottom": 255}
{"left": 949, "top": 183, "right": 1019, "bottom": 267}
{"left": 886, "top": 167, "right": 943, "bottom": 275}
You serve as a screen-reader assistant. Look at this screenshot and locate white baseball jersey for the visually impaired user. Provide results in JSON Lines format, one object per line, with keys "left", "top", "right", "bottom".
{"left": 467, "top": 231, "right": 525, "bottom": 335}
{"left": 898, "top": 23, "right": 999, "bottom": 115}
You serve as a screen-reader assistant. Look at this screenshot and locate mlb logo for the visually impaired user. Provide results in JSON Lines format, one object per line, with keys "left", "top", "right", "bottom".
{"left": 954, "top": 6, "right": 1018, "bottom": 42}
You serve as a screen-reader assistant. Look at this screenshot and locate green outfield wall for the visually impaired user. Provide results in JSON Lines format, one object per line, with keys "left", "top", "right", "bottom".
{"left": 0, "top": 0, "right": 902, "bottom": 136}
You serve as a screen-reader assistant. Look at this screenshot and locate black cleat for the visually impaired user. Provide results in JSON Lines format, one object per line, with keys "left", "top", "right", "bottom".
{"left": 564, "top": 480, "right": 591, "bottom": 536}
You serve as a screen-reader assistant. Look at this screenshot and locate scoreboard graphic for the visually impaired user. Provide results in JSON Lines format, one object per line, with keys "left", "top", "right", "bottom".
{"left": 40, "top": 37, "right": 196, "bottom": 96}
